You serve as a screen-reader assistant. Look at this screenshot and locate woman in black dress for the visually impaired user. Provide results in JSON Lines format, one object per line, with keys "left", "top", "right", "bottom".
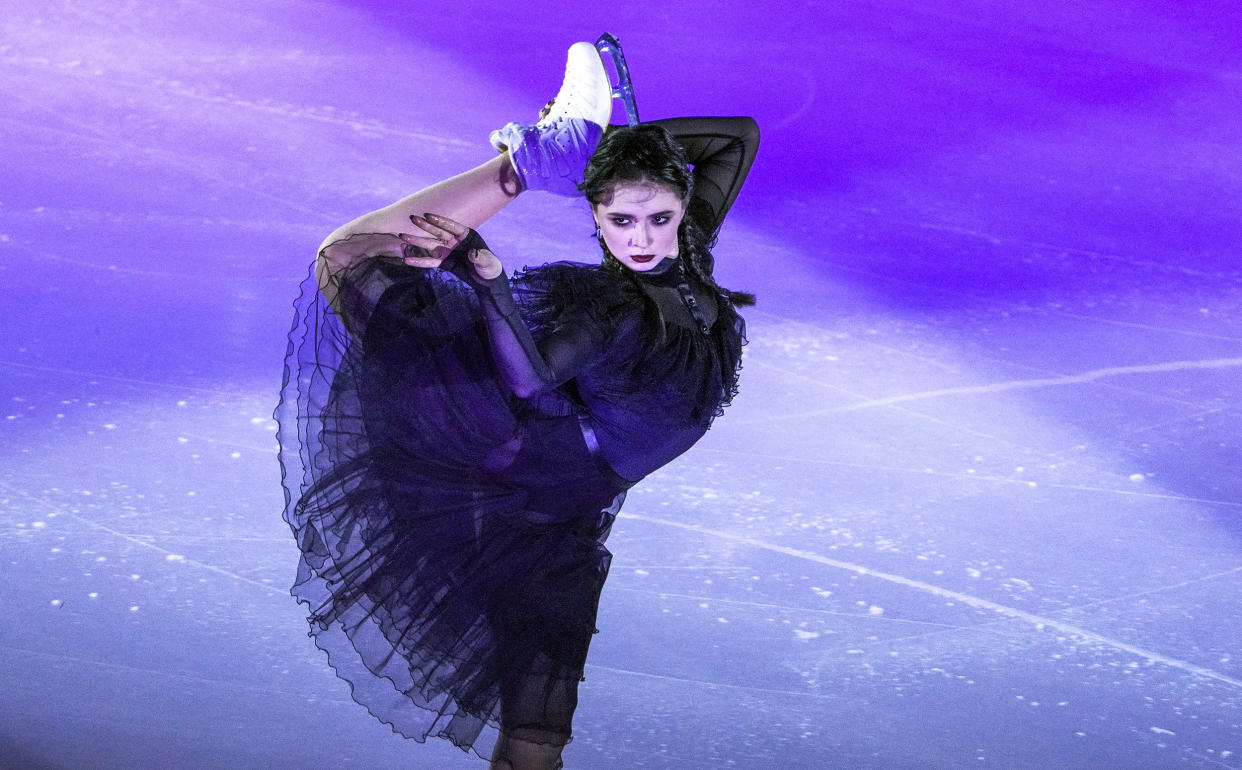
{"left": 277, "top": 41, "right": 758, "bottom": 769}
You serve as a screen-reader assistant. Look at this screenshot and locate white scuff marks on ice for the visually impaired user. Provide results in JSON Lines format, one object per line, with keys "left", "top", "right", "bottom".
{"left": 1129, "top": 473, "right": 1146, "bottom": 482}
{"left": 1003, "top": 577, "right": 1033, "bottom": 592}
{"left": 794, "top": 629, "right": 820, "bottom": 640}
{"left": 675, "top": 484, "right": 721, "bottom": 501}
{"left": 966, "top": 567, "right": 982, "bottom": 578}
{"left": 1150, "top": 726, "right": 1175, "bottom": 736}
{"left": 628, "top": 511, "right": 1242, "bottom": 689}
{"left": 872, "top": 536, "right": 900, "bottom": 553}
{"left": 867, "top": 605, "right": 884, "bottom": 616}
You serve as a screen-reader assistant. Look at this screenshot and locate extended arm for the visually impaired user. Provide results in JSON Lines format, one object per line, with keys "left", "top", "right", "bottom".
{"left": 651, "top": 116, "right": 760, "bottom": 237}
{"left": 470, "top": 272, "right": 600, "bottom": 399}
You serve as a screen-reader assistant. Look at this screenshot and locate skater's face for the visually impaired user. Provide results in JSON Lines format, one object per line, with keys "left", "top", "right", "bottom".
{"left": 593, "top": 182, "right": 685, "bottom": 272}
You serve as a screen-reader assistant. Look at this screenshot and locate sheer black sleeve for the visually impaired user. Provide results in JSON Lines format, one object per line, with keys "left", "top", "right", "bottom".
{"left": 467, "top": 270, "right": 606, "bottom": 400}
{"left": 651, "top": 116, "right": 760, "bottom": 237}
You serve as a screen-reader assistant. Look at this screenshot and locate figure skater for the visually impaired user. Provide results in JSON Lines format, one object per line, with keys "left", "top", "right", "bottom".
{"left": 276, "top": 38, "right": 759, "bottom": 770}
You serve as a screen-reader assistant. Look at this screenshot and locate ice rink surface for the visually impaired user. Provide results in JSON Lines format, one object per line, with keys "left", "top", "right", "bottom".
{"left": 3, "top": 1, "right": 1242, "bottom": 767}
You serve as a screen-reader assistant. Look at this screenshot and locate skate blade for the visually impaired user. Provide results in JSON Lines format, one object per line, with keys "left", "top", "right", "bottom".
{"left": 595, "top": 32, "right": 640, "bottom": 126}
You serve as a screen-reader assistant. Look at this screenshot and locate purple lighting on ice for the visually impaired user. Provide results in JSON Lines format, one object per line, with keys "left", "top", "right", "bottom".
{"left": 2, "top": 0, "right": 1241, "bottom": 767}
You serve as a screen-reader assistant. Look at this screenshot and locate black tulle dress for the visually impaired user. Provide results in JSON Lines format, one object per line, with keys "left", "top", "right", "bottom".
{"left": 275, "top": 117, "right": 759, "bottom": 758}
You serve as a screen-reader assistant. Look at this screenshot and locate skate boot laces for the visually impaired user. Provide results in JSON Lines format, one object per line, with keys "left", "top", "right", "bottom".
{"left": 535, "top": 41, "right": 612, "bottom": 131}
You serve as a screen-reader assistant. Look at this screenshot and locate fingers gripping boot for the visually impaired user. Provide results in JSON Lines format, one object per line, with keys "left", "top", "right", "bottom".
{"left": 491, "top": 42, "right": 613, "bottom": 196}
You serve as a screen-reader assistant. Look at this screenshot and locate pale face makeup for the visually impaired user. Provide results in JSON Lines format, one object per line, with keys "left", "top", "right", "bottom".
{"left": 593, "top": 182, "right": 686, "bottom": 272}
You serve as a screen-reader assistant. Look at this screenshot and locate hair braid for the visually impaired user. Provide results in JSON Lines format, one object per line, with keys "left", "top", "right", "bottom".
{"left": 678, "top": 216, "right": 755, "bottom": 308}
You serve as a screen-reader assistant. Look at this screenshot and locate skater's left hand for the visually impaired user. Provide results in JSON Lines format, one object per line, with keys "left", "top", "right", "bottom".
{"left": 399, "top": 213, "right": 503, "bottom": 282}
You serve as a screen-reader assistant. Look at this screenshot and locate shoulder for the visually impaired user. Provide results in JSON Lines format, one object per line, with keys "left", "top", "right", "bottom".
{"left": 515, "top": 260, "right": 608, "bottom": 286}
{"left": 513, "top": 261, "right": 642, "bottom": 337}
{"left": 514, "top": 261, "right": 636, "bottom": 305}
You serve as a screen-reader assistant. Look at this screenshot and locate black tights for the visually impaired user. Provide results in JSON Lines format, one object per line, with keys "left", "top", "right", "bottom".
{"left": 491, "top": 666, "right": 574, "bottom": 769}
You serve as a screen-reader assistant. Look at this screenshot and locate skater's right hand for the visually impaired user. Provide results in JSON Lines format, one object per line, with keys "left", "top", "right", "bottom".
{"left": 399, "top": 213, "right": 504, "bottom": 287}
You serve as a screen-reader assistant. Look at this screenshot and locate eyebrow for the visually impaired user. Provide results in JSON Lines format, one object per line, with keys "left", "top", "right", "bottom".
{"left": 607, "top": 210, "right": 677, "bottom": 218}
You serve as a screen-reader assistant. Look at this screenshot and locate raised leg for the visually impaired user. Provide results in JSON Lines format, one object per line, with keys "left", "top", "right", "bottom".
{"left": 317, "top": 40, "right": 614, "bottom": 257}
{"left": 319, "top": 154, "right": 521, "bottom": 253}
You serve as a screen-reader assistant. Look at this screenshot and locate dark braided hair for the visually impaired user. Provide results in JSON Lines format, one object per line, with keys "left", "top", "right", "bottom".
{"left": 581, "top": 124, "right": 756, "bottom": 308}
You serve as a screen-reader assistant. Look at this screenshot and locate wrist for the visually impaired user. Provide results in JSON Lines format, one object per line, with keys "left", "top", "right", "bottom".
{"left": 479, "top": 283, "right": 518, "bottom": 320}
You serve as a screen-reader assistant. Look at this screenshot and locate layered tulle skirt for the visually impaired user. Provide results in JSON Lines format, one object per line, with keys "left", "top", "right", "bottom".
{"left": 275, "top": 250, "right": 625, "bottom": 756}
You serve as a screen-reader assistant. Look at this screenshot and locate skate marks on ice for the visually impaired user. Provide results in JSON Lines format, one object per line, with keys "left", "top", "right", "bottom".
{"left": 619, "top": 512, "right": 1242, "bottom": 691}
{"left": 727, "top": 310, "right": 1242, "bottom": 510}
{"left": 0, "top": 476, "right": 286, "bottom": 596}
{"left": 769, "top": 356, "right": 1242, "bottom": 420}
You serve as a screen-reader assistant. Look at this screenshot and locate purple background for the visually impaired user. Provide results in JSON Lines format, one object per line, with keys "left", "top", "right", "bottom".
{"left": 3, "top": 0, "right": 1242, "bottom": 767}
